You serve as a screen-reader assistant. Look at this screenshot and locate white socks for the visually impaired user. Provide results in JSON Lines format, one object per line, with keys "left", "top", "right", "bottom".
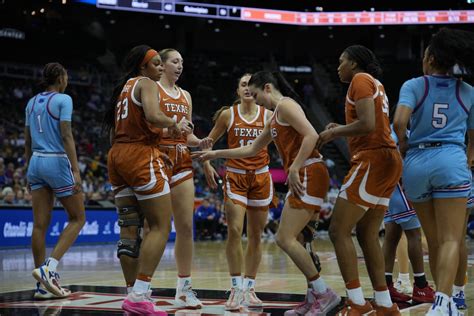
{"left": 309, "top": 277, "right": 327, "bottom": 294}
{"left": 243, "top": 277, "right": 255, "bottom": 290}
{"left": 453, "top": 285, "right": 465, "bottom": 296}
{"left": 374, "top": 289, "right": 393, "bottom": 307}
{"left": 177, "top": 276, "right": 192, "bottom": 292}
{"left": 231, "top": 275, "right": 243, "bottom": 289}
{"left": 132, "top": 279, "right": 150, "bottom": 295}
{"left": 347, "top": 287, "right": 365, "bottom": 305}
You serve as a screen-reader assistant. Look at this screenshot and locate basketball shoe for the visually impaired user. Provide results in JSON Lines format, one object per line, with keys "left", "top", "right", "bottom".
{"left": 175, "top": 286, "right": 203, "bottom": 309}
{"left": 32, "top": 266, "right": 70, "bottom": 298}
{"left": 225, "top": 287, "right": 244, "bottom": 311}
{"left": 283, "top": 289, "right": 313, "bottom": 316}
{"left": 123, "top": 291, "right": 167, "bottom": 316}
{"left": 336, "top": 300, "right": 375, "bottom": 315}
{"left": 34, "top": 282, "right": 70, "bottom": 299}
{"left": 306, "top": 288, "right": 341, "bottom": 316}
{"left": 242, "top": 288, "right": 263, "bottom": 308}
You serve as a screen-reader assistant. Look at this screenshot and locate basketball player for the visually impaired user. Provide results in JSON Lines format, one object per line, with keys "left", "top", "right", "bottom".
{"left": 202, "top": 73, "right": 274, "bottom": 310}
{"left": 104, "top": 45, "right": 191, "bottom": 315}
{"left": 26, "top": 63, "right": 85, "bottom": 299}
{"left": 157, "top": 48, "right": 212, "bottom": 309}
{"left": 317, "top": 45, "right": 402, "bottom": 315}
{"left": 194, "top": 71, "right": 341, "bottom": 316}
{"left": 393, "top": 28, "right": 474, "bottom": 315}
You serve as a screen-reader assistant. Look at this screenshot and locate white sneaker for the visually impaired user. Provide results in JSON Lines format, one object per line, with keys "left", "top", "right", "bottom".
{"left": 449, "top": 298, "right": 464, "bottom": 316}
{"left": 34, "top": 282, "right": 70, "bottom": 300}
{"left": 175, "top": 287, "right": 203, "bottom": 309}
{"left": 394, "top": 278, "right": 412, "bottom": 295}
{"left": 425, "top": 303, "right": 464, "bottom": 316}
{"left": 225, "top": 288, "right": 244, "bottom": 311}
{"left": 242, "top": 288, "right": 262, "bottom": 308}
{"left": 32, "top": 266, "right": 70, "bottom": 298}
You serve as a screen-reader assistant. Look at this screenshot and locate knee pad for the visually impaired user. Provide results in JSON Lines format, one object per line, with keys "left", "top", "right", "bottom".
{"left": 116, "top": 206, "right": 143, "bottom": 258}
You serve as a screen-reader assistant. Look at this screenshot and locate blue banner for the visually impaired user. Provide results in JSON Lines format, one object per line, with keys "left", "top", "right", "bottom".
{"left": 0, "top": 207, "right": 177, "bottom": 248}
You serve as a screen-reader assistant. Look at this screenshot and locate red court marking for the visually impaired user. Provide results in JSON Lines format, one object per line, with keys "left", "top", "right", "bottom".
{"left": 86, "top": 298, "right": 124, "bottom": 305}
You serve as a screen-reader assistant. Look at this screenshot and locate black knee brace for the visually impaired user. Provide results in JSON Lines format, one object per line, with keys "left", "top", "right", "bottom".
{"left": 301, "top": 220, "right": 321, "bottom": 272}
{"left": 116, "top": 206, "right": 144, "bottom": 258}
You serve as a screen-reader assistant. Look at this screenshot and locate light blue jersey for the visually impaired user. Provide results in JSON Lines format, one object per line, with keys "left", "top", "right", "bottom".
{"left": 25, "top": 91, "right": 75, "bottom": 197}
{"left": 398, "top": 76, "right": 473, "bottom": 202}
{"left": 398, "top": 75, "right": 474, "bottom": 148}
{"left": 25, "top": 91, "right": 73, "bottom": 153}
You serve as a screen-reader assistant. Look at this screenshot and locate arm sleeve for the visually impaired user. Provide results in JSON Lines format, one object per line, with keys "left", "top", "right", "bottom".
{"left": 349, "top": 74, "right": 376, "bottom": 102}
{"left": 397, "top": 79, "right": 419, "bottom": 109}
{"left": 59, "top": 95, "right": 73, "bottom": 121}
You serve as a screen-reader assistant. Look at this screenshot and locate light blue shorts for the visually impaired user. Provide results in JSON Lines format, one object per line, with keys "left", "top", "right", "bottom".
{"left": 384, "top": 183, "right": 420, "bottom": 231}
{"left": 403, "top": 145, "right": 471, "bottom": 202}
{"left": 468, "top": 170, "right": 474, "bottom": 209}
{"left": 27, "top": 152, "right": 75, "bottom": 198}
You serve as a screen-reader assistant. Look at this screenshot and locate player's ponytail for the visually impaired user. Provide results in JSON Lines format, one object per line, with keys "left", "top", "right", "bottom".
{"left": 428, "top": 28, "right": 474, "bottom": 76}
{"left": 249, "top": 71, "right": 307, "bottom": 109}
{"left": 40, "top": 63, "right": 66, "bottom": 88}
{"left": 212, "top": 106, "right": 230, "bottom": 123}
{"left": 102, "top": 45, "right": 152, "bottom": 136}
{"left": 344, "top": 45, "right": 383, "bottom": 79}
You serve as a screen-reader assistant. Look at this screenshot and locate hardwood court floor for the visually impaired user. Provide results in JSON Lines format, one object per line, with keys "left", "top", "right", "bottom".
{"left": 0, "top": 235, "right": 473, "bottom": 315}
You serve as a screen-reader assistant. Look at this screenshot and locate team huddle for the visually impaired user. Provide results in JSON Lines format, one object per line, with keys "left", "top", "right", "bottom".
{"left": 24, "top": 27, "right": 474, "bottom": 316}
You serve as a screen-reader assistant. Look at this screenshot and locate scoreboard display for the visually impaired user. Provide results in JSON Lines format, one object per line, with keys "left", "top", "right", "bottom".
{"left": 96, "top": 0, "right": 474, "bottom": 26}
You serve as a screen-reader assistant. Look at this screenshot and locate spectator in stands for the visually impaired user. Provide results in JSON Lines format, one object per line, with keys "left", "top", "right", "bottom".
{"left": 194, "top": 198, "right": 219, "bottom": 240}
{"left": 0, "top": 187, "right": 15, "bottom": 205}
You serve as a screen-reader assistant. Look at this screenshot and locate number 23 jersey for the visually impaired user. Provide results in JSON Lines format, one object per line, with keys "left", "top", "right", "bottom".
{"left": 345, "top": 73, "right": 396, "bottom": 155}
{"left": 113, "top": 76, "right": 162, "bottom": 145}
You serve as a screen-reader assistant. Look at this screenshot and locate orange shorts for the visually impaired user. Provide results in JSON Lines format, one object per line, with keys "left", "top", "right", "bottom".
{"left": 107, "top": 143, "right": 170, "bottom": 200}
{"left": 339, "top": 147, "right": 402, "bottom": 210}
{"left": 286, "top": 160, "right": 329, "bottom": 212}
{"left": 224, "top": 166, "right": 273, "bottom": 211}
{"left": 159, "top": 144, "right": 194, "bottom": 188}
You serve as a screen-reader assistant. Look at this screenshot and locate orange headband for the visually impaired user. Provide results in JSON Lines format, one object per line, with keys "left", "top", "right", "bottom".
{"left": 140, "top": 49, "right": 158, "bottom": 67}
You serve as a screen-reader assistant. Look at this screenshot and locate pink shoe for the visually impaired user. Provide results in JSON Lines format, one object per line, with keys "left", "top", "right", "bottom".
{"left": 306, "top": 288, "right": 341, "bottom": 315}
{"left": 284, "top": 289, "right": 313, "bottom": 316}
{"left": 123, "top": 292, "right": 166, "bottom": 316}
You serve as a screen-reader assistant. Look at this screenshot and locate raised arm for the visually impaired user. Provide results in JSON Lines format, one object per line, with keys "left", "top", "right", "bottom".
{"left": 180, "top": 90, "right": 211, "bottom": 148}
{"left": 201, "top": 107, "right": 230, "bottom": 189}
{"left": 194, "top": 123, "right": 272, "bottom": 161}
{"left": 139, "top": 78, "right": 178, "bottom": 129}
{"left": 207, "top": 107, "right": 230, "bottom": 145}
